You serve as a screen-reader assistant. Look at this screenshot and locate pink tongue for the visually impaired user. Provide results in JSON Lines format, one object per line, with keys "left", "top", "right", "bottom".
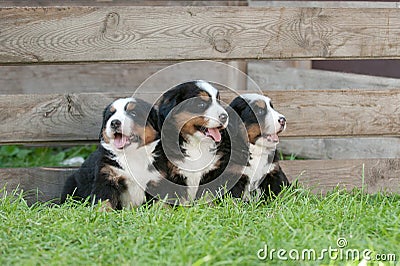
{"left": 269, "top": 134, "right": 279, "bottom": 142}
{"left": 205, "top": 128, "right": 222, "bottom": 142}
{"left": 114, "top": 134, "right": 130, "bottom": 149}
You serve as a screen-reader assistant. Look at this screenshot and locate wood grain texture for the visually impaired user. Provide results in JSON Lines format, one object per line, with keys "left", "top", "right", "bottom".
{"left": 280, "top": 159, "right": 400, "bottom": 194}
{"left": 2, "top": 60, "right": 399, "bottom": 94}
{"left": 0, "top": 93, "right": 128, "bottom": 144}
{"left": 0, "top": 1, "right": 247, "bottom": 7}
{"left": 0, "top": 63, "right": 169, "bottom": 95}
{"left": 0, "top": 61, "right": 247, "bottom": 94}
{"left": 271, "top": 89, "right": 400, "bottom": 138}
{"left": 0, "top": 167, "right": 75, "bottom": 204}
{"left": 250, "top": 1, "right": 400, "bottom": 8}
{"left": 1, "top": 159, "right": 399, "bottom": 205}
{"left": 2, "top": 7, "right": 400, "bottom": 63}
{"left": 1, "top": 89, "right": 400, "bottom": 144}
{"left": 248, "top": 61, "right": 400, "bottom": 90}
{"left": 279, "top": 137, "right": 400, "bottom": 160}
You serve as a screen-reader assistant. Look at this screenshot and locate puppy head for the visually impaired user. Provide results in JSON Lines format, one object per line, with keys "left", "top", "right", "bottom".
{"left": 158, "top": 80, "right": 228, "bottom": 143}
{"left": 101, "top": 97, "right": 158, "bottom": 151}
{"left": 229, "top": 94, "right": 286, "bottom": 147}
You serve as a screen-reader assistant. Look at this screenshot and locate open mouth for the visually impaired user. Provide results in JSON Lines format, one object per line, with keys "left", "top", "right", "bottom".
{"left": 262, "top": 126, "right": 284, "bottom": 143}
{"left": 113, "top": 133, "right": 140, "bottom": 149}
{"left": 113, "top": 133, "right": 130, "bottom": 149}
{"left": 265, "top": 133, "right": 279, "bottom": 143}
{"left": 197, "top": 126, "right": 222, "bottom": 142}
{"left": 262, "top": 132, "right": 281, "bottom": 143}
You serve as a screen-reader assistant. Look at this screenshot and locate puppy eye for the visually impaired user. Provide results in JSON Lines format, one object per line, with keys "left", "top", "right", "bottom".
{"left": 256, "top": 108, "right": 266, "bottom": 116}
{"left": 130, "top": 111, "right": 137, "bottom": 117}
{"left": 197, "top": 102, "right": 207, "bottom": 109}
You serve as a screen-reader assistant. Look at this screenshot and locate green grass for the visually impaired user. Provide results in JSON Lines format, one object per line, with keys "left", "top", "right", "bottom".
{"left": 0, "top": 188, "right": 399, "bottom": 265}
{"left": 0, "top": 145, "right": 97, "bottom": 168}
{"left": 1, "top": 146, "right": 398, "bottom": 265}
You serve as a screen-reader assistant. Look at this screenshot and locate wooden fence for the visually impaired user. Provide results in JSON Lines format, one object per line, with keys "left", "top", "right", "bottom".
{"left": 1, "top": 1, "right": 400, "bottom": 204}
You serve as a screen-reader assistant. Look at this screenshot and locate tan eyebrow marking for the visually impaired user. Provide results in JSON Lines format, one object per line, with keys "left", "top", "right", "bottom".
{"left": 126, "top": 102, "right": 136, "bottom": 111}
{"left": 199, "top": 91, "right": 211, "bottom": 101}
{"left": 255, "top": 100, "right": 266, "bottom": 109}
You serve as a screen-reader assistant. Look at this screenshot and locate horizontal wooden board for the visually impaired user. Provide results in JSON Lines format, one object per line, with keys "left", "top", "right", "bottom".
{"left": 279, "top": 137, "right": 400, "bottom": 160}
{"left": 0, "top": 168, "right": 75, "bottom": 204}
{"left": 0, "top": 61, "right": 247, "bottom": 95}
{"left": 0, "top": 93, "right": 126, "bottom": 144}
{"left": 1, "top": 159, "right": 399, "bottom": 205}
{"left": 250, "top": 1, "right": 400, "bottom": 8}
{"left": 0, "top": 1, "right": 247, "bottom": 7}
{"left": 280, "top": 159, "right": 400, "bottom": 194}
{"left": 1, "top": 89, "right": 400, "bottom": 144}
{"left": 3, "top": 60, "right": 399, "bottom": 94}
{"left": 2, "top": 7, "right": 400, "bottom": 63}
{"left": 248, "top": 61, "right": 400, "bottom": 90}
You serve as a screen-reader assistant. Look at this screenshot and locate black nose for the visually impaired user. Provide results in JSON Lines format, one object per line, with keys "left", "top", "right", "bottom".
{"left": 278, "top": 117, "right": 286, "bottom": 127}
{"left": 110, "top": 119, "right": 121, "bottom": 130}
{"left": 219, "top": 113, "right": 228, "bottom": 124}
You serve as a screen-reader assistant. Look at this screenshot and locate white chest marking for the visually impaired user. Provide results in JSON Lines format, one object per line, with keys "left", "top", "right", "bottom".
{"left": 177, "top": 133, "right": 221, "bottom": 200}
{"left": 103, "top": 140, "right": 160, "bottom": 208}
{"left": 244, "top": 143, "right": 275, "bottom": 193}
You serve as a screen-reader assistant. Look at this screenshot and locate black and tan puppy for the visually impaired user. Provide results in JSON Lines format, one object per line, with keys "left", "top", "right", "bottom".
{"left": 228, "top": 94, "right": 290, "bottom": 200}
{"left": 61, "top": 97, "right": 160, "bottom": 209}
{"left": 149, "top": 80, "right": 235, "bottom": 204}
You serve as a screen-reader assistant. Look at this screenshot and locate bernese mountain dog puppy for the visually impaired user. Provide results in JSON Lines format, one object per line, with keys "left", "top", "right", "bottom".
{"left": 228, "top": 93, "right": 290, "bottom": 201}
{"left": 60, "top": 97, "right": 160, "bottom": 210}
{"left": 148, "top": 80, "right": 236, "bottom": 204}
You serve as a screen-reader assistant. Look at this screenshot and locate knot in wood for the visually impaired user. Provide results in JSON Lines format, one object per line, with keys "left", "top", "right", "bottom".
{"left": 211, "top": 36, "right": 231, "bottom": 53}
{"left": 101, "top": 12, "right": 120, "bottom": 33}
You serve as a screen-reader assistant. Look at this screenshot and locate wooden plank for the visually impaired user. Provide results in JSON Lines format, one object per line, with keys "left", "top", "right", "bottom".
{"left": 0, "top": 93, "right": 128, "bottom": 144}
{"left": 248, "top": 61, "right": 400, "bottom": 90}
{"left": 279, "top": 137, "right": 400, "bottom": 160}
{"left": 1, "top": 89, "right": 400, "bottom": 144}
{"left": 272, "top": 89, "right": 400, "bottom": 138}
{"left": 248, "top": 62, "right": 400, "bottom": 160}
{"left": 250, "top": 1, "right": 399, "bottom": 8}
{"left": 0, "top": 1, "right": 247, "bottom": 7}
{"left": 2, "top": 7, "right": 400, "bottom": 63}
{"left": 1, "top": 159, "right": 399, "bottom": 205}
{"left": 0, "top": 63, "right": 170, "bottom": 95}
{"left": 280, "top": 159, "right": 400, "bottom": 194}
{"left": 0, "top": 61, "right": 247, "bottom": 94}
{"left": 0, "top": 168, "right": 75, "bottom": 204}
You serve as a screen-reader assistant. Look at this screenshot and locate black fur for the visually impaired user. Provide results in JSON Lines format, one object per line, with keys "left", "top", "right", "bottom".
{"left": 229, "top": 153, "right": 290, "bottom": 200}
{"left": 60, "top": 98, "right": 159, "bottom": 209}
{"left": 195, "top": 106, "right": 249, "bottom": 199}
{"left": 148, "top": 81, "right": 244, "bottom": 204}
{"left": 258, "top": 153, "right": 290, "bottom": 198}
{"left": 60, "top": 144, "right": 126, "bottom": 209}
{"left": 228, "top": 95, "right": 290, "bottom": 200}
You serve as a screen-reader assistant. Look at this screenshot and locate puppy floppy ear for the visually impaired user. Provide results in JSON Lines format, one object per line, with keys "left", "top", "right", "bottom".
{"left": 221, "top": 105, "right": 250, "bottom": 166}
{"left": 157, "top": 96, "right": 177, "bottom": 130}
{"left": 224, "top": 106, "right": 242, "bottom": 137}
{"left": 99, "top": 103, "right": 113, "bottom": 140}
{"left": 229, "top": 96, "right": 248, "bottom": 118}
{"left": 147, "top": 106, "right": 160, "bottom": 133}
